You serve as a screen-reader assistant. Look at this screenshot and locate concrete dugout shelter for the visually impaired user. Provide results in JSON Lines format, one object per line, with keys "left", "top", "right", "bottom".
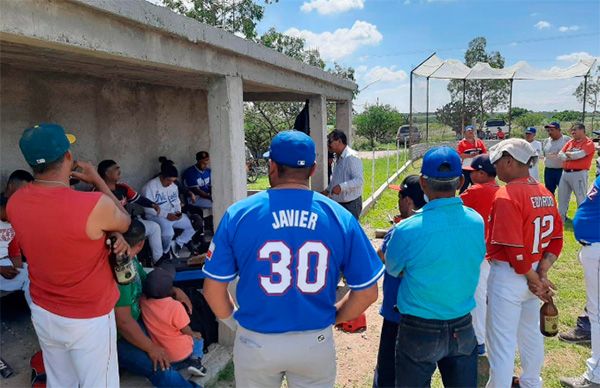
{"left": 0, "top": 0, "right": 356, "bottom": 224}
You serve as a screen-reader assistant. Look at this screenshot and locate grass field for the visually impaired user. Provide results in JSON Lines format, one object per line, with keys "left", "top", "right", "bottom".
{"left": 361, "top": 160, "right": 598, "bottom": 388}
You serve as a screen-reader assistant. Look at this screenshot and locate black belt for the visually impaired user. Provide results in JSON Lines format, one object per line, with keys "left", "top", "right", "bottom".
{"left": 339, "top": 197, "right": 361, "bottom": 205}
{"left": 544, "top": 167, "right": 563, "bottom": 170}
{"left": 565, "top": 169, "right": 585, "bottom": 172}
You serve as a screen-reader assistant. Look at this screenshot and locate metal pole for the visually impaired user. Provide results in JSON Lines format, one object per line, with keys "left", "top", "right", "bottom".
{"left": 461, "top": 79, "right": 466, "bottom": 136}
{"left": 409, "top": 71, "right": 413, "bottom": 131}
{"left": 582, "top": 75, "right": 589, "bottom": 123}
{"left": 508, "top": 79, "right": 513, "bottom": 137}
{"left": 426, "top": 77, "right": 430, "bottom": 142}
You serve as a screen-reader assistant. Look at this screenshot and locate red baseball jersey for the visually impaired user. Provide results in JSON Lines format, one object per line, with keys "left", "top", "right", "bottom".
{"left": 561, "top": 137, "right": 595, "bottom": 170}
{"left": 460, "top": 181, "right": 499, "bottom": 233}
{"left": 457, "top": 139, "right": 487, "bottom": 157}
{"left": 486, "top": 177, "right": 563, "bottom": 274}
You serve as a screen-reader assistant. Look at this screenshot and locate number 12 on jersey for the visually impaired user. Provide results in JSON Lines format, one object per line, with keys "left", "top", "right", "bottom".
{"left": 258, "top": 241, "right": 329, "bottom": 295}
{"left": 532, "top": 215, "right": 554, "bottom": 254}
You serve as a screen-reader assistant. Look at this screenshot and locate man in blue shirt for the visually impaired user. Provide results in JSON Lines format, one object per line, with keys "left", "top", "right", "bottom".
{"left": 182, "top": 151, "right": 213, "bottom": 232}
{"left": 202, "top": 130, "right": 383, "bottom": 388}
{"left": 373, "top": 175, "right": 426, "bottom": 388}
{"left": 386, "top": 146, "right": 485, "bottom": 387}
{"left": 561, "top": 175, "right": 600, "bottom": 388}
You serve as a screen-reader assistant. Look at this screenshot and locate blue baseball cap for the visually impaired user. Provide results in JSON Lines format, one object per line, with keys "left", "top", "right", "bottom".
{"left": 421, "top": 146, "right": 462, "bottom": 179}
{"left": 525, "top": 127, "right": 537, "bottom": 134}
{"left": 465, "top": 125, "right": 474, "bottom": 131}
{"left": 19, "top": 123, "right": 76, "bottom": 166}
{"left": 544, "top": 121, "right": 560, "bottom": 129}
{"left": 268, "top": 130, "right": 316, "bottom": 168}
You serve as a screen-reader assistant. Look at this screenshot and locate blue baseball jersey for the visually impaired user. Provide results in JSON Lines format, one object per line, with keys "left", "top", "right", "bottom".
{"left": 573, "top": 176, "right": 600, "bottom": 243}
{"left": 379, "top": 228, "right": 401, "bottom": 323}
{"left": 182, "top": 166, "right": 211, "bottom": 192}
{"left": 203, "top": 189, "right": 384, "bottom": 334}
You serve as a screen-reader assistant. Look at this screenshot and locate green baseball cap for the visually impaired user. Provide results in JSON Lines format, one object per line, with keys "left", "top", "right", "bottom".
{"left": 19, "top": 123, "right": 76, "bottom": 166}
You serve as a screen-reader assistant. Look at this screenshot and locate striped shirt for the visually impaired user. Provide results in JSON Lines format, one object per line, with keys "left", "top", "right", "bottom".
{"left": 327, "top": 146, "right": 363, "bottom": 203}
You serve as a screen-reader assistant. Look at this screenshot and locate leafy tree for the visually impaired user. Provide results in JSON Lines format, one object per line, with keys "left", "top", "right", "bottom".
{"left": 436, "top": 100, "right": 480, "bottom": 135}
{"left": 551, "top": 110, "right": 582, "bottom": 122}
{"left": 447, "top": 37, "right": 511, "bottom": 127}
{"left": 354, "top": 104, "right": 405, "bottom": 148}
{"left": 511, "top": 107, "right": 530, "bottom": 119}
{"left": 574, "top": 65, "right": 600, "bottom": 129}
{"left": 515, "top": 112, "right": 546, "bottom": 129}
{"left": 162, "top": 0, "right": 276, "bottom": 40}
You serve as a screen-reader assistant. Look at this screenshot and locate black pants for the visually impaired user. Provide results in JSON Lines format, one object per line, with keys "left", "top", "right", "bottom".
{"left": 373, "top": 319, "right": 399, "bottom": 388}
{"left": 339, "top": 196, "right": 362, "bottom": 219}
{"left": 544, "top": 167, "right": 563, "bottom": 196}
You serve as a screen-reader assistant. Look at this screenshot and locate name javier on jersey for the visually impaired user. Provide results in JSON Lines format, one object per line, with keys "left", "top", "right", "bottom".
{"left": 271, "top": 210, "right": 319, "bottom": 230}
{"left": 530, "top": 195, "right": 555, "bottom": 208}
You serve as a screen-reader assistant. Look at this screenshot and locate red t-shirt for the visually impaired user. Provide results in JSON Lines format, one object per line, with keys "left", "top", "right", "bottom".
{"left": 486, "top": 177, "right": 563, "bottom": 274}
{"left": 7, "top": 184, "right": 119, "bottom": 318}
{"left": 140, "top": 296, "right": 193, "bottom": 362}
{"left": 460, "top": 181, "right": 500, "bottom": 233}
{"left": 561, "top": 137, "right": 595, "bottom": 170}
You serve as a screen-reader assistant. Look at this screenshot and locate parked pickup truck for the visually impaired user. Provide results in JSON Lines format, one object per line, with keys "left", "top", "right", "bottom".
{"left": 396, "top": 125, "right": 421, "bottom": 145}
{"left": 484, "top": 119, "right": 509, "bottom": 137}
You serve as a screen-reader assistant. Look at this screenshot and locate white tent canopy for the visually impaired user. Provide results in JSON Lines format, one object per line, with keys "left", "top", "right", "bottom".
{"left": 410, "top": 53, "right": 597, "bottom": 140}
{"left": 413, "top": 54, "right": 596, "bottom": 80}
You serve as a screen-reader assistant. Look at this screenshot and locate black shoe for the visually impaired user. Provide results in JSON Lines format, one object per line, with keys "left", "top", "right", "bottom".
{"left": 0, "top": 358, "right": 14, "bottom": 379}
{"left": 154, "top": 253, "right": 173, "bottom": 267}
{"left": 559, "top": 328, "right": 591, "bottom": 344}
{"left": 185, "top": 358, "right": 207, "bottom": 377}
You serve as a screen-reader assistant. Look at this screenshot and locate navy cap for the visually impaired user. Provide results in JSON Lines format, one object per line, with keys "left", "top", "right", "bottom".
{"left": 269, "top": 130, "right": 316, "bottom": 168}
{"left": 389, "top": 175, "right": 426, "bottom": 208}
{"left": 421, "top": 146, "right": 462, "bottom": 179}
{"left": 19, "top": 123, "right": 76, "bottom": 166}
{"left": 463, "top": 154, "right": 496, "bottom": 175}
{"left": 525, "top": 127, "right": 537, "bottom": 134}
{"left": 143, "top": 264, "right": 175, "bottom": 299}
{"left": 544, "top": 121, "right": 560, "bottom": 129}
{"left": 465, "top": 125, "right": 474, "bottom": 131}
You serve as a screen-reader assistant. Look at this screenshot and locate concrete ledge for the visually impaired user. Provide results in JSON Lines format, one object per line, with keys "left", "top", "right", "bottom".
{"left": 189, "top": 343, "right": 233, "bottom": 387}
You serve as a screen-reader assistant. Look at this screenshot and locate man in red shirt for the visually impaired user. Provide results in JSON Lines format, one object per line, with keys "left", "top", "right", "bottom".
{"left": 486, "top": 138, "right": 563, "bottom": 388}
{"left": 460, "top": 154, "right": 499, "bottom": 355}
{"left": 557, "top": 123, "right": 596, "bottom": 220}
{"left": 7, "top": 124, "right": 131, "bottom": 387}
{"left": 457, "top": 125, "right": 487, "bottom": 193}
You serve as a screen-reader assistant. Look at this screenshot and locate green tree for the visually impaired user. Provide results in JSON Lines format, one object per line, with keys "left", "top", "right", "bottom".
{"left": 511, "top": 107, "right": 530, "bottom": 119}
{"left": 354, "top": 104, "right": 405, "bottom": 148}
{"left": 435, "top": 100, "right": 480, "bottom": 135}
{"left": 515, "top": 112, "right": 546, "bottom": 129}
{"left": 162, "top": 0, "right": 276, "bottom": 40}
{"left": 574, "top": 65, "right": 600, "bottom": 129}
{"left": 447, "top": 37, "right": 511, "bottom": 127}
{"left": 551, "top": 110, "right": 582, "bottom": 122}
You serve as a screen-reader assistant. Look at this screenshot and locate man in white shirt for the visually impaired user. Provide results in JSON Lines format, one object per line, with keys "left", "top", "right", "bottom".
{"left": 542, "top": 122, "right": 570, "bottom": 195}
{"left": 324, "top": 130, "right": 364, "bottom": 219}
{"left": 525, "top": 127, "right": 543, "bottom": 181}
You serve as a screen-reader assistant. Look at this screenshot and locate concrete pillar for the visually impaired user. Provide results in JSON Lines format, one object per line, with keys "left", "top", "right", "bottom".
{"left": 207, "top": 75, "right": 245, "bottom": 226}
{"left": 309, "top": 95, "right": 327, "bottom": 192}
{"left": 336, "top": 100, "right": 353, "bottom": 144}
{"left": 207, "top": 75, "right": 245, "bottom": 347}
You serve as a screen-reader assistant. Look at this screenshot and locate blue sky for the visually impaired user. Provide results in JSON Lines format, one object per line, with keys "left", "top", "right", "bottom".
{"left": 256, "top": 0, "right": 599, "bottom": 113}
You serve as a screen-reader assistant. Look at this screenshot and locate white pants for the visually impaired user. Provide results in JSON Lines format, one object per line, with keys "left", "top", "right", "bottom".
{"left": 146, "top": 214, "right": 195, "bottom": 253}
{"left": 233, "top": 325, "right": 336, "bottom": 388}
{"left": 473, "top": 259, "right": 490, "bottom": 345}
{"left": 581, "top": 243, "right": 600, "bottom": 383}
{"left": 0, "top": 258, "right": 31, "bottom": 305}
{"left": 486, "top": 261, "right": 543, "bottom": 388}
{"left": 138, "top": 218, "right": 163, "bottom": 262}
{"left": 558, "top": 170, "right": 588, "bottom": 219}
{"left": 30, "top": 302, "right": 119, "bottom": 388}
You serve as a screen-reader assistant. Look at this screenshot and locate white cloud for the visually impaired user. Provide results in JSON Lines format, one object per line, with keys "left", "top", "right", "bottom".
{"left": 364, "top": 66, "right": 407, "bottom": 83}
{"left": 300, "top": 0, "right": 364, "bottom": 15}
{"left": 558, "top": 25, "right": 580, "bottom": 32}
{"left": 530, "top": 12, "right": 539, "bottom": 17}
{"left": 534, "top": 20, "right": 551, "bottom": 29}
{"left": 285, "top": 21, "right": 383, "bottom": 61}
{"left": 358, "top": 55, "right": 369, "bottom": 62}
{"left": 356, "top": 65, "right": 368, "bottom": 73}
{"left": 556, "top": 51, "right": 597, "bottom": 62}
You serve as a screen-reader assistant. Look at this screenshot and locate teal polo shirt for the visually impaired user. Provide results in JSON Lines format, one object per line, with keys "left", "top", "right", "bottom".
{"left": 385, "top": 197, "right": 485, "bottom": 320}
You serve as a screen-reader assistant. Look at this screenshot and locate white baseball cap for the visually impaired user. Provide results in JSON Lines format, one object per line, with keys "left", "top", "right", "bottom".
{"left": 489, "top": 138, "right": 538, "bottom": 166}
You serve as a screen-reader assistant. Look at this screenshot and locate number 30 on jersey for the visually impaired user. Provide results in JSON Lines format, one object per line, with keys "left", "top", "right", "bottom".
{"left": 258, "top": 241, "right": 329, "bottom": 295}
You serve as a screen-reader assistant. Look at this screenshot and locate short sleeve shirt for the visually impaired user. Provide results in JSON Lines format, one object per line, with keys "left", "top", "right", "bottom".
{"left": 202, "top": 189, "right": 384, "bottom": 333}
{"left": 116, "top": 258, "right": 146, "bottom": 321}
{"left": 562, "top": 137, "right": 595, "bottom": 170}
{"left": 573, "top": 176, "right": 600, "bottom": 243}
{"left": 460, "top": 182, "right": 500, "bottom": 233}
{"left": 457, "top": 139, "right": 487, "bottom": 168}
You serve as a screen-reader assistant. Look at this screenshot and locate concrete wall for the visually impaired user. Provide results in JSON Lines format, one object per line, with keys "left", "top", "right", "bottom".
{"left": 0, "top": 65, "right": 209, "bottom": 189}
